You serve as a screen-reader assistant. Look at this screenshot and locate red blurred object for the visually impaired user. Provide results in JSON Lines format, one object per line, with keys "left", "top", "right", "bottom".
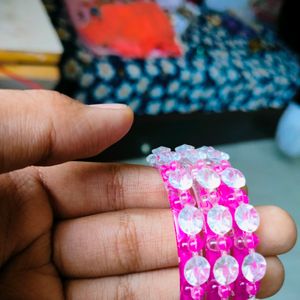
{"left": 66, "top": 1, "right": 182, "bottom": 58}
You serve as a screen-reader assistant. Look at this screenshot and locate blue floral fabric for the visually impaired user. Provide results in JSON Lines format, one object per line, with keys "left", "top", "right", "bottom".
{"left": 44, "top": 1, "right": 300, "bottom": 115}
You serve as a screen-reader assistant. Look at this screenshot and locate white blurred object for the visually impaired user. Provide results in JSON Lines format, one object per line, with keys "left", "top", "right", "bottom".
{"left": 0, "top": 0, "right": 63, "bottom": 58}
{"left": 206, "top": 0, "right": 255, "bottom": 25}
{"left": 276, "top": 102, "right": 300, "bottom": 158}
{"left": 157, "top": 0, "right": 184, "bottom": 11}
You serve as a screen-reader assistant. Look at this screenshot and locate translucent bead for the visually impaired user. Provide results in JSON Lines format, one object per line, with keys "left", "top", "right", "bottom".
{"left": 207, "top": 205, "right": 232, "bottom": 235}
{"left": 235, "top": 203, "right": 260, "bottom": 233}
{"left": 185, "top": 149, "right": 207, "bottom": 164}
{"left": 184, "top": 256, "right": 211, "bottom": 286}
{"left": 221, "top": 167, "right": 246, "bottom": 189}
{"left": 168, "top": 169, "right": 193, "bottom": 190}
{"left": 234, "top": 234, "right": 259, "bottom": 250}
{"left": 175, "top": 144, "right": 195, "bottom": 153}
{"left": 207, "top": 236, "right": 231, "bottom": 252}
{"left": 198, "top": 146, "right": 215, "bottom": 154}
{"left": 158, "top": 151, "right": 180, "bottom": 165}
{"left": 207, "top": 149, "right": 230, "bottom": 162}
{"left": 152, "top": 146, "right": 171, "bottom": 154}
{"left": 146, "top": 154, "right": 157, "bottom": 166}
{"left": 196, "top": 149, "right": 207, "bottom": 160}
{"left": 242, "top": 252, "right": 267, "bottom": 283}
{"left": 178, "top": 205, "right": 204, "bottom": 235}
{"left": 213, "top": 255, "right": 239, "bottom": 285}
{"left": 195, "top": 167, "right": 221, "bottom": 190}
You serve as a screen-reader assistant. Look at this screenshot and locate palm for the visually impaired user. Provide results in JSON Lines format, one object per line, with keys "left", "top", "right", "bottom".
{"left": 0, "top": 167, "right": 63, "bottom": 299}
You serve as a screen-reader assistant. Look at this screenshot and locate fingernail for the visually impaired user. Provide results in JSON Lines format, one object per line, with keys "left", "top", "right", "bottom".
{"left": 90, "top": 103, "right": 128, "bottom": 110}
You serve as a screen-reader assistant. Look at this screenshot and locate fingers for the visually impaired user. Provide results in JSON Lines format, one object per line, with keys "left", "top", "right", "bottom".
{"left": 0, "top": 90, "right": 133, "bottom": 173}
{"left": 54, "top": 206, "right": 296, "bottom": 278}
{"left": 65, "top": 257, "right": 284, "bottom": 299}
{"left": 256, "top": 206, "right": 297, "bottom": 256}
{"left": 55, "top": 209, "right": 175, "bottom": 277}
{"left": 66, "top": 268, "right": 179, "bottom": 300}
{"left": 257, "top": 256, "right": 284, "bottom": 298}
{"left": 39, "top": 162, "right": 167, "bottom": 218}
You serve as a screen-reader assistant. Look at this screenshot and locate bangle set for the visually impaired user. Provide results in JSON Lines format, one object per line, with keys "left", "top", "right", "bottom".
{"left": 146, "top": 145, "right": 266, "bottom": 300}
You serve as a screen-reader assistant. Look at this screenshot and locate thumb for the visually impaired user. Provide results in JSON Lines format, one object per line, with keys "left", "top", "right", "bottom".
{"left": 0, "top": 90, "right": 133, "bottom": 173}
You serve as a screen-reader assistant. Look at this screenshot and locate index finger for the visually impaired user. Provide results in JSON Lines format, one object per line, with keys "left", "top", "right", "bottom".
{"left": 39, "top": 162, "right": 168, "bottom": 219}
{"left": 0, "top": 90, "right": 133, "bottom": 173}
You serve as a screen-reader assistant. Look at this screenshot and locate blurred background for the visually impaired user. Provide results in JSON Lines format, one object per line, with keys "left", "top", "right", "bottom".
{"left": 1, "top": 0, "right": 300, "bottom": 298}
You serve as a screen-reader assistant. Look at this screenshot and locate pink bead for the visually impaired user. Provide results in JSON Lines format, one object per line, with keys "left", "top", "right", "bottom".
{"left": 234, "top": 235, "right": 246, "bottom": 250}
{"left": 218, "top": 285, "right": 232, "bottom": 299}
{"left": 188, "top": 236, "right": 205, "bottom": 252}
{"left": 245, "top": 234, "right": 259, "bottom": 249}
{"left": 196, "top": 160, "right": 205, "bottom": 169}
{"left": 207, "top": 237, "right": 219, "bottom": 251}
{"left": 172, "top": 198, "right": 183, "bottom": 210}
{"left": 191, "top": 286, "right": 205, "bottom": 299}
{"left": 221, "top": 160, "right": 231, "bottom": 168}
{"left": 180, "top": 192, "right": 193, "bottom": 205}
{"left": 170, "top": 161, "right": 178, "bottom": 170}
{"left": 246, "top": 282, "right": 257, "bottom": 296}
{"left": 213, "top": 164, "right": 223, "bottom": 173}
{"left": 218, "top": 236, "right": 232, "bottom": 252}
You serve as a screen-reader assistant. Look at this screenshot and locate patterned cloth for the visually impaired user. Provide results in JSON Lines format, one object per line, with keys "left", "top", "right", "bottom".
{"left": 44, "top": 0, "right": 300, "bottom": 115}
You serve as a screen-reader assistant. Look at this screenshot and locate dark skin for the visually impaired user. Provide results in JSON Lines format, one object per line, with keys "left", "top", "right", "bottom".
{"left": 0, "top": 90, "right": 297, "bottom": 299}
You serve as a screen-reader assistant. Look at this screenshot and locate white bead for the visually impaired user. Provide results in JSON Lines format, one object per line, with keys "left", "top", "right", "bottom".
{"left": 242, "top": 252, "right": 267, "bottom": 283}
{"left": 152, "top": 146, "right": 171, "bottom": 154}
{"left": 221, "top": 167, "right": 246, "bottom": 189}
{"left": 161, "top": 151, "right": 181, "bottom": 164}
{"left": 195, "top": 167, "right": 221, "bottom": 189}
{"left": 184, "top": 256, "right": 211, "bottom": 286}
{"left": 198, "top": 146, "right": 215, "bottom": 153}
{"left": 207, "top": 205, "right": 232, "bottom": 235}
{"left": 207, "top": 149, "right": 230, "bottom": 161}
{"left": 213, "top": 255, "right": 239, "bottom": 285}
{"left": 146, "top": 154, "right": 156, "bottom": 166}
{"left": 184, "top": 149, "right": 206, "bottom": 164}
{"left": 195, "top": 148, "right": 207, "bottom": 160}
{"left": 175, "top": 144, "right": 195, "bottom": 153}
{"left": 168, "top": 169, "right": 193, "bottom": 190}
{"left": 178, "top": 205, "right": 204, "bottom": 235}
{"left": 235, "top": 203, "right": 260, "bottom": 233}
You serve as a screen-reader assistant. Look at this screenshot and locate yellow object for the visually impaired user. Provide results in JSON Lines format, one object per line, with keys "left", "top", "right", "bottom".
{"left": 0, "top": 64, "right": 60, "bottom": 89}
{"left": 0, "top": 64, "right": 59, "bottom": 80}
{"left": 0, "top": 51, "right": 60, "bottom": 65}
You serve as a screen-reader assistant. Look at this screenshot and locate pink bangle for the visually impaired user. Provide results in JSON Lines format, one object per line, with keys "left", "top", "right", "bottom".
{"left": 147, "top": 145, "right": 267, "bottom": 300}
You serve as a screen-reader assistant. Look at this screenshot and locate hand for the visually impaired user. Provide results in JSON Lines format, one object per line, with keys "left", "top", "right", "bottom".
{"left": 0, "top": 90, "right": 296, "bottom": 299}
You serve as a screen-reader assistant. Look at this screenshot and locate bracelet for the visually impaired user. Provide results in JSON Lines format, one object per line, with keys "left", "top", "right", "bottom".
{"left": 147, "top": 145, "right": 266, "bottom": 300}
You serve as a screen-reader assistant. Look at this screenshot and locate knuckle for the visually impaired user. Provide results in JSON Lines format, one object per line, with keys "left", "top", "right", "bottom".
{"left": 115, "top": 210, "right": 141, "bottom": 274}
{"left": 116, "top": 275, "right": 135, "bottom": 300}
{"left": 106, "top": 164, "right": 126, "bottom": 210}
